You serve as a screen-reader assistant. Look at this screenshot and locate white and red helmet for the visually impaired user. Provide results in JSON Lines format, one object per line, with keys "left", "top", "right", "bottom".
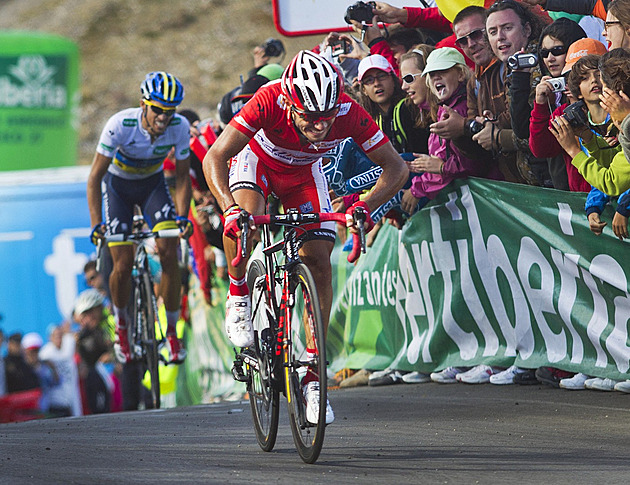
{"left": 281, "top": 50, "right": 343, "bottom": 112}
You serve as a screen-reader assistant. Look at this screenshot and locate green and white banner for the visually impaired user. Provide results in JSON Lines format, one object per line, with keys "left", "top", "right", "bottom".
{"left": 181, "top": 178, "right": 630, "bottom": 403}
{"left": 330, "top": 178, "right": 630, "bottom": 380}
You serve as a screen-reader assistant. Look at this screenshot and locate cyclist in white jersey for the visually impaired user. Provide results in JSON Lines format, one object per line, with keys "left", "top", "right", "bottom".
{"left": 87, "top": 72, "right": 192, "bottom": 365}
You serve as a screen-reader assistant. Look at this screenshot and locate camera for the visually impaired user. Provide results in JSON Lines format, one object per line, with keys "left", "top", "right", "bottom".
{"left": 344, "top": 1, "right": 376, "bottom": 24}
{"left": 547, "top": 76, "right": 566, "bottom": 93}
{"left": 466, "top": 119, "right": 485, "bottom": 136}
{"left": 563, "top": 100, "right": 588, "bottom": 128}
{"left": 261, "top": 38, "right": 285, "bottom": 58}
{"left": 507, "top": 52, "right": 538, "bottom": 70}
{"left": 330, "top": 39, "right": 351, "bottom": 57}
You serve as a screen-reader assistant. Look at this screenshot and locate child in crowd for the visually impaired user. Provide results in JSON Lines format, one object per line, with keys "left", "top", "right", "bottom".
{"left": 400, "top": 47, "right": 502, "bottom": 216}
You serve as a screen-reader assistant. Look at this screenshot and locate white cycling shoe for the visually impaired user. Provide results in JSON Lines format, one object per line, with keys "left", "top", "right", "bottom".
{"left": 303, "top": 381, "right": 334, "bottom": 425}
{"left": 225, "top": 294, "right": 254, "bottom": 348}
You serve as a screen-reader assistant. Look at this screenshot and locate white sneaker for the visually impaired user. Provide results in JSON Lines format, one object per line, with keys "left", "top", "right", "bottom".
{"left": 587, "top": 377, "right": 619, "bottom": 391}
{"left": 303, "top": 381, "right": 334, "bottom": 425}
{"left": 489, "top": 365, "right": 525, "bottom": 385}
{"left": 614, "top": 380, "right": 630, "bottom": 393}
{"left": 225, "top": 294, "right": 254, "bottom": 348}
{"left": 559, "top": 372, "right": 590, "bottom": 390}
{"left": 456, "top": 365, "right": 497, "bottom": 384}
{"left": 402, "top": 371, "right": 431, "bottom": 384}
{"left": 431, "top": 367, "right": 465, "bottom": 384}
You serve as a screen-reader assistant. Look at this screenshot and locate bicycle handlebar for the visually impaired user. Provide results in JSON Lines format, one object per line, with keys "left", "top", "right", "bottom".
{"left": 232, "top": 210, "right": 367, "bottom": 268}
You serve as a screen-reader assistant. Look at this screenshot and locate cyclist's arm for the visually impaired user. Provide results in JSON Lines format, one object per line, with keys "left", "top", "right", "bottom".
{"left": 174, "top": 155, "right": 192, "bottom": 217}
{"left": 362, "top": 142, "right": 409, "bottom": 211}
{"left": 87, "top": 152, "right": 112, "bottom": 228}
{"left": 202, "top": 124, "right": 252, "bottom": 212}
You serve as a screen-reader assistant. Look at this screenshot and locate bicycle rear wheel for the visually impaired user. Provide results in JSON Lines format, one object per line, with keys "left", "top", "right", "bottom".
{"left": 139, "top": 272, "right": 160, "bottom": 409}
{"left": 246, "top": 259, "right": 279, "bottom": 452}
{"left": 285, "top": 263, "right": 327, "bottom": 464}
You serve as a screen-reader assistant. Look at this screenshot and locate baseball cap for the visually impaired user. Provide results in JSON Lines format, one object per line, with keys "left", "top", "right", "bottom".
{"left": 562, "top": 38, "right": 608, "bottom": 74}
{"left": 422, "top": 47, "right": 467, "bottom": 76}
{"left": 256, "top": 63, "right": 284, "bottom": 81}
{"left": 22, "top": 332, "right": 43, "bottom": 351}
{"left": 357, "top": 54, "right": 393, "bottom": 82}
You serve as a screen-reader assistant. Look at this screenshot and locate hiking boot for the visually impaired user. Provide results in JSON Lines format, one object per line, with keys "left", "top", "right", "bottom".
{"left": 513, "top": 368, "right": 538, "bottom": 385}
{"left": 303, "top": 381, "right": 334, "bottom": 425}
{"left": 535, "top": 367, "right": 573, "bottom": 388}
{"left": 166, "top": 334, "right": 187, "bottom": 364}
{"left": 225, "top": 294, "right": 254, "bottom": 348}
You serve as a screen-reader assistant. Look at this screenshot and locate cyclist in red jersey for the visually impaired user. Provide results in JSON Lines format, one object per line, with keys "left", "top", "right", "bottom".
{"left": 203, "top": 50, "right": 408, "bottom": 424}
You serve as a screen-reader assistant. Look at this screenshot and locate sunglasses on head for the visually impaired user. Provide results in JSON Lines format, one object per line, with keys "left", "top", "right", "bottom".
{"left": 144, "top": 99, "right": 177, "bottom": 117}
{"left": 455, "top": 28, "right": 486, "bottom": 48}
{"left": 291, "top": 106, "right": 339, "bottom": 123}
{"left": 540, "top": 45, "right": 567, "bottom": 59}
{"left": 401, "top": 72, "right": 423, "bottom": 84}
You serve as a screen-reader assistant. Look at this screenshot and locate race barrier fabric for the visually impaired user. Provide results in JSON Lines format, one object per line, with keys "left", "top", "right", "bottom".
{"left": 180, "top": 177, "right": 630, "bottom": 403}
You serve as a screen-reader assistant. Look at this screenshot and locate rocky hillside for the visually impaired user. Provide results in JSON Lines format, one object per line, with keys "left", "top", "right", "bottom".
{"left": 0, "top": 0, "right": 319, "bottom": 163}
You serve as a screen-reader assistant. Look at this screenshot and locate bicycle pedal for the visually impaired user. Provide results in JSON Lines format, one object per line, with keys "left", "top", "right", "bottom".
{"left": 231, "top": 359, "right": 248, "bottom": 383}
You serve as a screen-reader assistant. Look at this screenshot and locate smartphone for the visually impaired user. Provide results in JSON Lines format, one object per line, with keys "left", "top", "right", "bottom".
{"left": 331, "top": 39, "right": 350, "bottom": 57}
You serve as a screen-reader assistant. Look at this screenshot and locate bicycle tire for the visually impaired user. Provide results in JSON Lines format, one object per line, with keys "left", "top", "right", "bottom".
{"left": 140, "top": 272, "right": 160, "bottom": 409}
{"left": 285, "top": 263, "right": 327, "bottom": 464}
{"left": 246, "top": 259, "right": 280, "bottom": 452}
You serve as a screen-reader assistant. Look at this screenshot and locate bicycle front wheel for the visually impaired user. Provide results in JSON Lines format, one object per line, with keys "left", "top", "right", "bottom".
{"left": 285, "top": 263, "right": 327, "bottom": 464}
{"left": 246, "top": 259, "right": 280, "bottom": 452}
{"left": 139, "top": 272, "right": 160, "bottom": 409}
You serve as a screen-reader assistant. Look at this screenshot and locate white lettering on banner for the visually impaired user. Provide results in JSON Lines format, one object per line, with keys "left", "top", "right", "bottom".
{"left": 581, "top": 268, "right": 610, "bottom": 368}
{"left": 407, "top": 241, "right": 435, "bottom": 364}
{"left": 44, "top": 231, "right": 88, "bottom": 318}
{"left": 550, "top": 249, "right": 583, "bottom": 363}
{"left": 517, "top": 237, "right": 566, "bottom": 363}
{"left": 457, "top": 240, "right": 499, "bottom": 356}
{"left": 461, "top": 185, "right": 533, "bottom": 358}
{"left": 595, "top": 256, "right": 630, "bottom": 373}
{"left": 429, "top": 207, "right": 477, "bottom": 360}
{"left": 363, "top": 272, "right": 375, "bottom": 305}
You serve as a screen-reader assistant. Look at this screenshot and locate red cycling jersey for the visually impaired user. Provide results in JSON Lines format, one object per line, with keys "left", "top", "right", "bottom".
{"left": 228, "top": 79, "right": 389, "bottom": 166}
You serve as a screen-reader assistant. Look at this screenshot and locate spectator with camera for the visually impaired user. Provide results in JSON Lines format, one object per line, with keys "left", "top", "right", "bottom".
{"left": 551, "top": 50, "right": 630, "bottom": 196}
{"left": 531, "top": 18, "right": 589, "bottom": 190}
{"left": 530, "top": 38, "right": 608, "bottom": 193}
{"left": 345, "top": 1, "right": 473, "bottom": 73}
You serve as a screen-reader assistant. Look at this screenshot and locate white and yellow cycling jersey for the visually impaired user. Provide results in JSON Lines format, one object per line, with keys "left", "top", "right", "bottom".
{"left": 96, "top": 107, "right": 190, "bottom": 180}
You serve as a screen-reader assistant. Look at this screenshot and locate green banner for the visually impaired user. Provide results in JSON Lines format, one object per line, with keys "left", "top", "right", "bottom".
{"left": 330, "top": 178, "right": 630, "bottom": 380}
{"left": 0, "top": 32, "right": 80, "bottom": 170}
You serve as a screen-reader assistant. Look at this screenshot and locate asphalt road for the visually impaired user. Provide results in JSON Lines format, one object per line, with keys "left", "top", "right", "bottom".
{"left": 1, "top": 382, "right": 630, "bottom": 484}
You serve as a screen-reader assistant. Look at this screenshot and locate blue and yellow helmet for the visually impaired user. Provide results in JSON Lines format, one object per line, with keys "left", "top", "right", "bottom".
{"left": 141, "top": 72, "right": 184, "bottom": 107}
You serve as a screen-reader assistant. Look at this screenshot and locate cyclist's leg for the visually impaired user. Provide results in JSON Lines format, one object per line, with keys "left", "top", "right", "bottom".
{"left": 224, "top": 147, "right": 267, "bottom": 348}
{"left": 102, "top": 173, "right": 137, "bottom": 362}
{"left": 144, "top": 172, "right": 187, "bottom": 362}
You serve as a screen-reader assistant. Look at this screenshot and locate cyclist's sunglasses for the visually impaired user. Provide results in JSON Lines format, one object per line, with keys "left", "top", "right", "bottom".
{"left": 455, "top": 28, "right": 485, "bottom": 48}
{"left": 291, "top": 106, "right": 339, "bottom": 123}
{"left": 540, "top": 45, "right": 567, "bottom": 59}
{"left": 144, "top": 99, "right": 177, "bottom": 117}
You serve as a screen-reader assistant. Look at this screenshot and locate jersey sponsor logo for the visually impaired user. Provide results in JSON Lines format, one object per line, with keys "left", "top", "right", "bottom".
{"left": 337, "top": 102, "right": 351, "bottom": 117}
{"left": 122, "top": 118, "right": 137, "bottom": 127}
{"left": 261, "top": 174, "right": 268, "bottom": 188}
{"left": 361, "top": 131, "right": 385, "bottom": 151}
{"left": 233, "top": 114, "right": 257, "bottom": 133}
{"left": 153, "top": 144, "right": 174, "bottom": 157}
{"left": 299, "top": 201, "right": 313, "bottom": 213}
{"left": 100, "top": 142, "right": 114, "bottom": 152}
{"left": 179, "top": 147, "right": 190, "bottom": 157}
{"left": 170, "top": 117, "right": 182, "bottom": 125}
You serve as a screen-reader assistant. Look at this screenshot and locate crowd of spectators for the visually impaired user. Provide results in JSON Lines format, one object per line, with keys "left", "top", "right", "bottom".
{"left": 4, "top": 0, "right": 630, "bottom": 420}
